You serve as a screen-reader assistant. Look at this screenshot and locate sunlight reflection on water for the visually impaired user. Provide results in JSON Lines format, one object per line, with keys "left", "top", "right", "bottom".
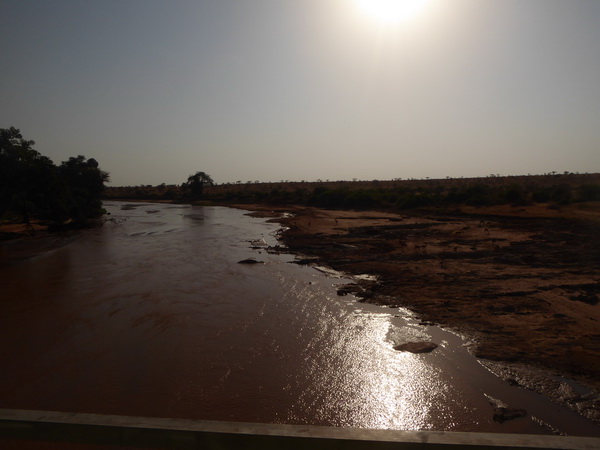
{"left": 0, "top": 202, "right": 598, "bottom": 436}
{"left": 284, "top": 293, "right": 444, "bottom": 430}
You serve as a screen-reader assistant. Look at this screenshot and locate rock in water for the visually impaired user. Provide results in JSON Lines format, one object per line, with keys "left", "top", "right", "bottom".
{"left": 493, "top": 407, "right": 527, "bottom": 423}
{"left": 238, "top": 258, "right": 263, "bottom": 264}
{"left": 485, "top": 394, "right": 527, "bottom": 423}
{"left": 393, "top": 342, "right": 438, "bottom": 353}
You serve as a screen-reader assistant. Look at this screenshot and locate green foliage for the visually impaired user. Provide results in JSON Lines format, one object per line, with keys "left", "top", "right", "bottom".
{"left": 0, "top": 127, "right": 109, "bottom": 226}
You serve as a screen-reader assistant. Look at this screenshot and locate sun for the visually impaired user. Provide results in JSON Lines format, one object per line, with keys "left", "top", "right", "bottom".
{"left": 354, "top": 0, "right": 432, "bottom": 25}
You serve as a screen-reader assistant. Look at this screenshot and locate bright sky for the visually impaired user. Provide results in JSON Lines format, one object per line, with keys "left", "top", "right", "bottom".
{"left": 2, "top": 0, "right": 599, "bottom": 186}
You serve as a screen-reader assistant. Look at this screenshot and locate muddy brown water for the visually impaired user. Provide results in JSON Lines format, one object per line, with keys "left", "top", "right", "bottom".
{"left": 0, "top": 202, "right": 599, "bottom": 436}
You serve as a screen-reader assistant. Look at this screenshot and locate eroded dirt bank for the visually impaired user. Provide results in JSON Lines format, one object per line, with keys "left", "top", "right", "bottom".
{"left": 242, "top": 202, "right": 600, "bottom": 421}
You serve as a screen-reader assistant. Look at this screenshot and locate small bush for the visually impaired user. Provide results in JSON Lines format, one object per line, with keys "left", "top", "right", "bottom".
{"left": 577, "top": 184, "right": 600, "bottom": 202}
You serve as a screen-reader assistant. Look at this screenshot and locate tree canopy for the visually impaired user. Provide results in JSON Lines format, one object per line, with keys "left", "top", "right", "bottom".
{"left": 182, "top": 171, "right": 214, "bottom": 200}
{"left": 0, "top": 127, "right": 109, "bottom": 227}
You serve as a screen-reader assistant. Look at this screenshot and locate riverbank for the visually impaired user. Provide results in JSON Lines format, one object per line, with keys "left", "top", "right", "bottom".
{"left": 238, "top": 201, "right": 600, "bottom": 422}
{"left": 4, "top": 200, "right": 600, "bottom": 423}
{"left": 5, "top": 202, "right": 600, "bottom": 390}
{"left": 0, "top": 220, "right": 102, "bottom": 265}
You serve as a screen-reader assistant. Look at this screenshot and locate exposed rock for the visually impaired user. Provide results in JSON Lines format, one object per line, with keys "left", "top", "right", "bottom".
{"left": 393, "top": 341, "right": 438, "bottom": 353}
{"left": 265, "top": 245, "right": 286, "bottom": 254}
{"left": 120, "top": 204, "right": 141, "bottom": 210}
{"left": 248, "top": 238, "right": 268, "bottom": 247}
{"left": 238, "top": 258, "right": 263, "bottom": 264}
{"left": 485, "top": 394, "right": 527, "bottom": 423}
{"left": 480, "top": 360, "right": 600, "bottom": 423}
{"left": 291, "top": 258, "right": 317, "bottom": 265}
{"left": 336, "top": 283, "right": 363, "bottom": 296}
{"left": 493, "top": 407, "right": 527, "bottom": 423}
{"left": 274, "top": 202, "right": 600, "bottom": 391}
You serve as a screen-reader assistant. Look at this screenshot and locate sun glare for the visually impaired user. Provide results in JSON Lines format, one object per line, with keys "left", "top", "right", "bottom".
{"left": 354, "top": 0, "right": 432, "bottom": 25}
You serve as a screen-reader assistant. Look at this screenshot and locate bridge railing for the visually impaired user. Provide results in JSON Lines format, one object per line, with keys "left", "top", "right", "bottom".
{"left": 1, "top": 408, "right": 598, "bottom": 449}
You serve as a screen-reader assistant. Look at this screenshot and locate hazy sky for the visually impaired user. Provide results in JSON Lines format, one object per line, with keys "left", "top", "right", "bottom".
{"left": 2, "top": 0, "right": 599, "bottom": 186}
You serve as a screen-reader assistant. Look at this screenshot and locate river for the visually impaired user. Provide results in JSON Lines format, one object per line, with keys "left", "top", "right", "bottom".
{"left": 0, "top": 201, "right": 598, "bottom": 436}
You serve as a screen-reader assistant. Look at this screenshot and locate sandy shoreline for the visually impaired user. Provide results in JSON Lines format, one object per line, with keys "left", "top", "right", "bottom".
{"left": 238, "top": 202, "right": 600, "bottom": 422}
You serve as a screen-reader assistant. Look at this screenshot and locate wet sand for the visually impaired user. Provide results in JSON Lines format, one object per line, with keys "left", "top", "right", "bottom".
{"left": 241, "top": 202, "right": 600, "bottom": 423}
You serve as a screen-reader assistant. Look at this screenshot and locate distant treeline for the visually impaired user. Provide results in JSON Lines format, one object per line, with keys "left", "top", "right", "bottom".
{"left": 104, "top": 173, "right": 600, "bottom": 211}
{"left": 0, "top": 127, "right": 109, "bottom": 228}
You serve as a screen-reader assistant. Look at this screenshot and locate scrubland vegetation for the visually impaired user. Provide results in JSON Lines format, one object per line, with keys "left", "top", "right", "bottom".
{"left": 104, "top": 172, "right": 600, "bottom": 211}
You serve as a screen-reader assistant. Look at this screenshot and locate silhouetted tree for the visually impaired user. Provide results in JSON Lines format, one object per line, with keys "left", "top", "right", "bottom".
{"left": 59, "top": 155, "right": 110, "bottom": 221}
{"left": 183, "top": 171, "right": 214, "bottom": 200}
{"left": 0, "top": 127, "right": 109, "bottom": 227}
{"left": 0, "top": 127, "right": 58, "bottom": 221}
